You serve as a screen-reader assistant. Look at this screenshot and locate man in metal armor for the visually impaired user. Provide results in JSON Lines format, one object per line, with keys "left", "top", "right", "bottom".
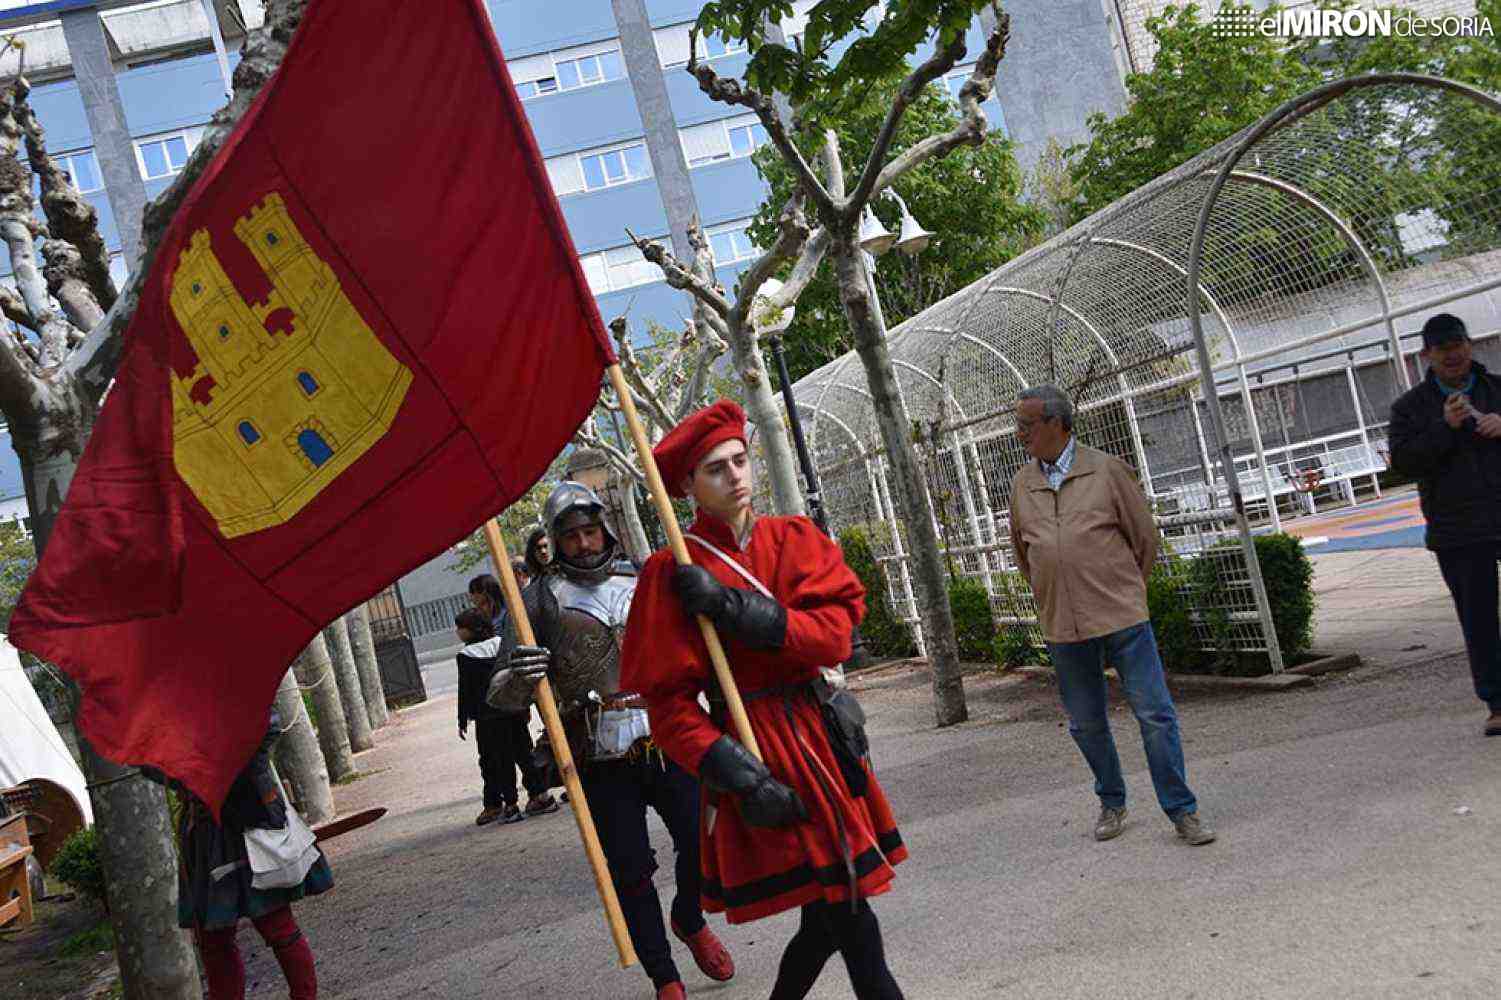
{"left": 491, "top": 481, "right": 734, "bottom": 1000}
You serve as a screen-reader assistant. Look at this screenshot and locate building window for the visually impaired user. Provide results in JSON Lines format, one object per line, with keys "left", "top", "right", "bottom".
{"left": 135, "top": 128, "right": 203, "bottom": 180}
{"left": 578, "top": 243, "right": 663, "bottom": 293}
{"left": 516, "top": 76, "right": 559, "bottom": 99}
{"left": 555, "top": 48, "right": 623, "bottom": 91}
{"left": 602, "top": 245, "right": 660, "bottom": 290}
{"left": 297, "top": 371, "right": 319, "bottom": 396}
{"left": 298, "top": 428, "right": 334, "bottom": 467}
{"left": 701, "top": 33, "right": 747, "bottom": 59}
{"left": 655, "top": 24, "right": 749, "bottom": 68}
{"left": 54, "top": 150, "right": 102, "bottom": 194}
{"left": 546, "top": 141, "right": 653, "bottom": 197}
{"left": 578, "top": 142, "right": 651, "bottom": 192}
{"left": 238, "top": 420, "right": 260, "bottom": 446}
{"left": 681, "top": 115, "right": 768, "bottom": 168}
{"left": 580, "top": 254, "right": 610, "bottom": 295}
{"left": 708, "top": 221, "right": 759, "bottom": 265}
{"left": 514, "top": 42, "right": 625, "bottom": 100}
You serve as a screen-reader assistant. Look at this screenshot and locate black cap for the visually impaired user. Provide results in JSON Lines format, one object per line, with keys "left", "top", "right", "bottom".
{"left": 1422, "top": 313, "right": 1469, "bottom": 349}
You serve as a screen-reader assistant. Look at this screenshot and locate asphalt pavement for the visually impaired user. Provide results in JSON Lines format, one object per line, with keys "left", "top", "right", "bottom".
{"left": 240, "top": 639, "right": 1501, "bottom": 1000}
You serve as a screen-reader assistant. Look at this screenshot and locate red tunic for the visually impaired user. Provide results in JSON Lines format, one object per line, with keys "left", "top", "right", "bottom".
{"left": 620, "top": 512, "right": 907, "bottom": 924}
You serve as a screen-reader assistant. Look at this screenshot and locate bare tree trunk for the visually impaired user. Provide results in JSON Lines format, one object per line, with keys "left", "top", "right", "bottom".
{"left": 344, "top": 606, "right": 389, "bottom": 729}
{"left": 293, "top": 635, "right": 356, "bottom": 782}
{"left": 270, "top": 667, "right": 335, "bottom": 824}
{"left": 727, "top": 318, "right": 807, "bottom": 516}
{"left": 78, "top": 741, "right": 199, "bottom": 998}
{"left": 615, "top": 475, "right": 653, "bottom": 562}
{"left": 322, "top": 620, "right": 373, "bottom": 752}
{"left": 832, "top": 237, "right": 967, "bottom": 726}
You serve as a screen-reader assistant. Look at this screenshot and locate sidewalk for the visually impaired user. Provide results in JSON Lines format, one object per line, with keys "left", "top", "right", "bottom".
{"left": 1308, "top": 544, "right": 1461, "bottom": 670}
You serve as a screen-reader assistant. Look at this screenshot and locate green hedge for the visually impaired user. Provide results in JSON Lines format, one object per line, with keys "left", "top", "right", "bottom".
{"left": 948, "top": 576, "right": 995, "bottom": 661}
{"left": 1149, "top": 532, "right": 1316, "bottom": 675}
{"left": 840, "top": 526, "right": 1017, "bottom": 663}
{"left": 51, "top": 826, "right": 108, "bottom": 910}
{"left": 839, "top": 527, "right": 916, "bottom": 659}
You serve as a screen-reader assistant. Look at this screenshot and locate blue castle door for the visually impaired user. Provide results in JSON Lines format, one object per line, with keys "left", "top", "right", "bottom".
{"left": 298, "top": 429, "right": 334, "bottom": 467}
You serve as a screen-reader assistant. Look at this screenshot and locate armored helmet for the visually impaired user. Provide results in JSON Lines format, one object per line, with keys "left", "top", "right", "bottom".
{"left": 542, "top": 481, "right": 620, "bottom": 583}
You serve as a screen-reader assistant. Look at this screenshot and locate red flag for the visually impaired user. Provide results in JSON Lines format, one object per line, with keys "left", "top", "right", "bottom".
{"left": 8, "top": 0, "right": 614, "bottom": 811}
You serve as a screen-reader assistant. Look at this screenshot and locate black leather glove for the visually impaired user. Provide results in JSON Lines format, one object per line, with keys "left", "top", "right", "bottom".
{"left": 698, "top": 735, "right": 807, "bottom": 828}
{"left": 672, "top": 565, "right": 788, "bottom": 649}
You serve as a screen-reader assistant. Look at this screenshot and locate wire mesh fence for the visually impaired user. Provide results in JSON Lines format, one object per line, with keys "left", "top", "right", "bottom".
{"left": 773, "top": 74, "right": 1501, "bottom": 671}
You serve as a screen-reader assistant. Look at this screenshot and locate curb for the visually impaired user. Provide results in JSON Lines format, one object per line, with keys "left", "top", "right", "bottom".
{"left": 1010, "top": 664, "right": 1316, "bottom": 691}
{"left": 1287, "top": 651, "right": 1363, "bottom": 676}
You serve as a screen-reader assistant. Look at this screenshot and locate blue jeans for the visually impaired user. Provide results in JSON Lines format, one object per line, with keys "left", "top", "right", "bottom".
{"left": 1048, "top": 621, "right": 1198, "bottom": 819}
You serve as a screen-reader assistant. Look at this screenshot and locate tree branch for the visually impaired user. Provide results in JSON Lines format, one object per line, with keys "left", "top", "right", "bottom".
{"left": 770, "top": 227, "right": 830, "bottom": 308}
{"left": 676, "top": 324, "right": 728, "bottom": 423}
{"left": 687, "top": 29, "right": 835, "bottom": 218}
{"left": 14, "top": 79, "right": 117, "bottom": 313}
{"left": 608, "top": 315, "right": 675, "bottom": 433}
{"left": 849, "top": 33, "right": 969, "bottom": 212}
{"left": 869, "top": 12, "right": 1011, "bottom": 196}
{"left": 627, "top": 227, "right": 734, "bottom": 319}
{"left": 40, "top": 239, "right": 105, "bottom": 336}
{"left": 0, "top": 283, "right": 35, "bottom": 333}
{"left": 728, "top": 192, "right": 811, "bottom": 329}
{"left": 574, "top": 419, "right": 646, "bottom": 486}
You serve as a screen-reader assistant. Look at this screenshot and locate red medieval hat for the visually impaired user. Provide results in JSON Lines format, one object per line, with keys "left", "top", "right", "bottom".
{"left": 653, "top": 400, "right": 747, "bottom": 498}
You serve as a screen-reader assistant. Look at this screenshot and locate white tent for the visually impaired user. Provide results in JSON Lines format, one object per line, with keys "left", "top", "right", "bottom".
{"left": 0, "top": 636, "right": 93, "bottom": 825}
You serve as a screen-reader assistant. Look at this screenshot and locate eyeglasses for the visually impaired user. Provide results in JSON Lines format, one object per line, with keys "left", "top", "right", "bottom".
{"left": 1016, "top": 416, "right": 1051, "bottom": 433}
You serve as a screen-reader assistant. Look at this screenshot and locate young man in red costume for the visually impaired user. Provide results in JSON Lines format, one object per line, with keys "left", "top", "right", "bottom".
{"left": 620, "top": 400, "right": 908, "bottom": 1000}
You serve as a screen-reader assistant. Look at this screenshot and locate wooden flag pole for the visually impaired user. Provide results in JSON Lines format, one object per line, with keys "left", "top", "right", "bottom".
{"left": 605, "top": 363, "right": 763, "bottom": 760}
{"left": 482, "top": 521, "right": 637, "bottom": 969}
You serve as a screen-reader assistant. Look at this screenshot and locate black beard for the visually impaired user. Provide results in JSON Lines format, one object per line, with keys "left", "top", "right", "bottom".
{"left": 558, "top": 537, "right": 619, "bottom": 585}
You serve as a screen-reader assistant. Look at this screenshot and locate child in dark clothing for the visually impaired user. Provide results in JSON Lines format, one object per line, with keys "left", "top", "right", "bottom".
{"left": 454, "top": 608, "right": 557, "bottom": 825}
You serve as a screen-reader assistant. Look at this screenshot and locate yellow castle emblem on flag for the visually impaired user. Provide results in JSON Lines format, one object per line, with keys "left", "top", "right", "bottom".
{"left": 169, "top": 193, "right": 413, "bottom": 539}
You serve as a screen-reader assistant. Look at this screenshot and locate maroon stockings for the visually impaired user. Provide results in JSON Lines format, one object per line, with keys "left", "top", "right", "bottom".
{"left": 195, "top": 906, "right": 317, "bottom": 999}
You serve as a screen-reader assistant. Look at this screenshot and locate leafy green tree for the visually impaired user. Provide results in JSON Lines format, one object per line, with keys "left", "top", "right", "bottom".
{"left": 1065, "top": 2, "right": 1325, "bottom": 221}
{"left": 1067, "top": 1, "right": 1501, "bottom": 229}
{"left": 0, "top": 520, "right": 36, "bottom": 626}
{"left": 750, "top": 73, "right": 1046, "bottom": 381}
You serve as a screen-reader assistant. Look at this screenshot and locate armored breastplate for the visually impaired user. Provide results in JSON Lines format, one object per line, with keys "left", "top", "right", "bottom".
{"left": 546, "top": 574, "right": 648, "bottom": 761}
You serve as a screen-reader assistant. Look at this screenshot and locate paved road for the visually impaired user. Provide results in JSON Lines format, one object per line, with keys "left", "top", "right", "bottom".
{"left": 242, "top": 643, "right": 1501, "bottom": 1000}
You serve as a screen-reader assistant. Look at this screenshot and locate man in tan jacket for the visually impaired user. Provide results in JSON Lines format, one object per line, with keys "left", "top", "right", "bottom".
{"left": 1009, "top": 385, "right": 1214, "bottom": 846}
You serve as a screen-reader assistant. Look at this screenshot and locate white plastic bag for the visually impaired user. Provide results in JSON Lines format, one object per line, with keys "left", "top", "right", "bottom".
{"left": 243, "top": 773, "right": 319, "bottom": 890}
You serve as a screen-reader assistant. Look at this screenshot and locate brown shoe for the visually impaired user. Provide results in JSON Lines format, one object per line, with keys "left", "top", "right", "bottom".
{"left": 1485, "top": 711, "right": 1501, "bottom": 737}
{"left": 525, "top": 792, "right": 561, "bottom": 816}
{"left": 1093, "top": 806, "right": 1127, "bottom": 841}
{"left": 475, "top": 806, "right": 502, "bottom": 827}
{"left": 1173, "top": 811, "right": 1217, "bottom": 846}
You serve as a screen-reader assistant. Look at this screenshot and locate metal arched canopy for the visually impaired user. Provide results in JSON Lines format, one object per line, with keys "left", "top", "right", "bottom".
{"left": 1185, "top": 73, "right": 1501, "bottom": 398}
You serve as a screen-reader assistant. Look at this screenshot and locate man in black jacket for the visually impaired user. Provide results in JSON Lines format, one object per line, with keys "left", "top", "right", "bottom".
{"left": 1389, "top": 313, "right": 1501, "bottom": 736}
{"left": 455, "top": 608, "right": 553, "bottom": 824}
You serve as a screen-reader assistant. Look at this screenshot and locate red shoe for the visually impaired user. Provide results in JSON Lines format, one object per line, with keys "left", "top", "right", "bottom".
{"left": 656, "top": 982, "right": 686, "bottom": 1000}
{"left": 671, "top": 919, "right": 735, "bottom": 982}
